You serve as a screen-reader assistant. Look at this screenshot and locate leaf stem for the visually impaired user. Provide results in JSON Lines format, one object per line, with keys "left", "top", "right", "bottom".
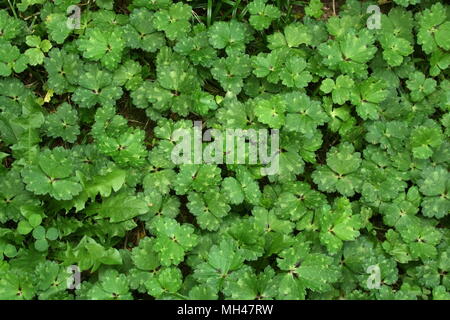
{"left": 8, "top": 0, "right": 18, "bottom": 19}
{"left": 207, "top": 0, "right": 213, "bottom": 26}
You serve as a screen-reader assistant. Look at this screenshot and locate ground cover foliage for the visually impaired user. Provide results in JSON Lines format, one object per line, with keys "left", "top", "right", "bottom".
{"left": 0, "top": 0, "right": 449, "bottom": 300}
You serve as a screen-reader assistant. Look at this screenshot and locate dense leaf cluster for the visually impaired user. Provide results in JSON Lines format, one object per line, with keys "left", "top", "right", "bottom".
{"left": 0, "top": 0, "right": 449, "bottom": 300}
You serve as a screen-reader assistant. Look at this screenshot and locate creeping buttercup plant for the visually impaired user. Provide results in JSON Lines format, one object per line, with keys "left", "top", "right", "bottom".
{"left": 0, "top": 0, "right": 449, "bottom": 301}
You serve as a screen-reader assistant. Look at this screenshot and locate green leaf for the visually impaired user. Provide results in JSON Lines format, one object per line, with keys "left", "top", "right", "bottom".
{"left": 398, "top": 219, "right": 442, "bottom": 261}
{"left": 406, "top": 72, "right": 437, "bottom": 102}
{"left": 0, "top": 40, "right": 28, "bottom": 76}
{"left": 326, "top": 142, "right": 361, "bottom": 175}
{"left": 46, "top": 227, "right": 59, "bottom": 241}
{"left": 145, "top": 267, "right": 182, "bottom": 298}
{"left": 32, "top": 225, "right": 46, "bottom": 240}
{"left": 188, "top": 285, "right": 218, "bottom": 300}
{"left": 153, "top": 2, "right": 192, "bottom": 40}
{"left": 435, "top": 22, "right": 450, "bottom": 51}
{"left": 64, "top": 236, "right": 123, "bottom": 272}
{"left": 0, "top": 11, "right": 25, "bottom": 41}
{"left": 277, "top": 241, "right": 340, "bottom": 296}
{"left": 194, "top": 239, "right": 245, "bottom": 290}
{"left": 44, "top": 48, "right": 80, "bottom": 94}
{"left": 418, "top": 166, "right": 449, "bottom": 218}
{"left": 174, "top": 27, "right": 217, "bottom": 67}
{"left": 34, "top": 239, "right": 49, "bottom": 252}
{"left": 24, "top": 35, "right": 52, "bottom": 66}
{"left": 305, "top": 0, "right": 324, "bottom": 19}
{"left": 28, "top": 214, "right": 42, "bottom": 228}
{"left": 45, "top": 103, "right": 80, "bottom": 143}
{"left": 253, "top": 95, "right": 286, "bottom": 128}
{"left": 324, "top": 75, "right": 355, "bottom": 105}
{"left": 21, "top": 147, "right": 82, "bottom": 200}
{"left": 318, "top": 29, "right": 376, "bottom": 78}
{"left": 17, "top": 0, "right": 45, "bottom": 11}
{"left": 279, "top": 56, "right": 312, "bottom": 89}
{"left": 275, "top": 181, "right": 325, "bottom": 222}
{"left": 174, "top": 164, "right": 222, "bottom": 195}
{"left": 379, "top": 34, "right": 413, "bottom": 67}
{"left": 208, "top": 20, "right": 252, "bottom": 55}
{"left": 417, "top": 3, "right": 449, "bottom": 54}
{"left": 284, "top": 92, "right": 328, "bottom": 137}
{"left": 131, "top": 237, "right": 161, "bottom": 271}
{"left": 319, "top": 198, "right": 361, "bottom": 253}
{"left": 223, "top": 266, "right": 278, "bottom": 299}
{"left": 0, "top": 271, "right": 34, "bottom": 299}
{"left": 222, "top": 177, "right": 244, "bottom": 205}
{"left": 410, "top": 122, "right": 443, "bottom": 159}
{"left": 17, "top": 220, "right": 33, "bottom": 235}
{"left": 77, "top": 28, "right": 125, "bottom": 70}
{"left": 4, "top": 244, "right": 18, "bottom": 258}
{"left": 248, "top": 0, "right": 281, "bottom": 31}
{"left": 350, "top": 77, "right": 388, "bottom": 120}
{"left": 312, "top": 142, "right": 362, "bottom": 196}
{"left": 187, "top": 188, "right": 230, "bottom": 231}
{"left": 72, "top": 64, "right": 123, "bottom": 108}
{"left": 123, "top": 8, "right": 165, "bottom": 52}
{"left": 283, "top": 23, "right": 312, "bottom": 47}
{"left": 45, "top": 13, "right": 72, "bottom": 44}
{"left": 252, "top": 206, "right": 294, "bottom": 234}
{"left": 151, "top": 217, "right": 198, "bottom": 266}
{"left": 86, "top": 269, "right": 132, "bottom": 300}
{"left": 86, "top": 192, "right": 148, "bottom": 223}
{"left": 211, "top": 54, "right": 252, "bottom": 94}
